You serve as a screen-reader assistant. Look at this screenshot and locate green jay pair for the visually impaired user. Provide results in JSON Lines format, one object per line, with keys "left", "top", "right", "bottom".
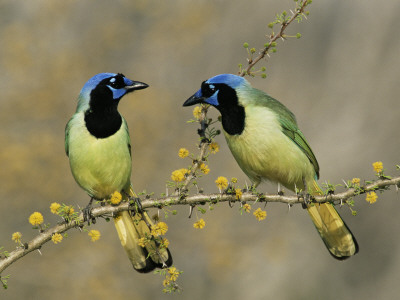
{"left": 65, "top": 73, "right": 357, "bottom": 273}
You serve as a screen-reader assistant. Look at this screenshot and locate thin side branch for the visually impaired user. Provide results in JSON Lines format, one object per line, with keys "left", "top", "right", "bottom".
{"left": 239, "top": 0, "right": 310, "bottom": 77}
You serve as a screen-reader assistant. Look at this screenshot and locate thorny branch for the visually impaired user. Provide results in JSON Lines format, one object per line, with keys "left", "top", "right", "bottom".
{"left": 1, "top": 174, "right": 399, "bottom": 275}
{"left": 239, "top": 0, "right": 311, "bottom": 77}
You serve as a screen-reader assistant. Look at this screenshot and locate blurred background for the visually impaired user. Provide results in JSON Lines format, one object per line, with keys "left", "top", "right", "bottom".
{"left": 1, "top": 0, "right": 399, "bottom": 299}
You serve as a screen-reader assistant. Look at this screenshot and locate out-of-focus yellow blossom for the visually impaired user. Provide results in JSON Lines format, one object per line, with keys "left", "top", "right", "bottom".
{"left": 193, "top": 218, "right": 206, "bottom": 229}
{"left": 29, "top": 212, "right": 44, "bottom": 226}
{"left": 12, "top": 232, "right": 22, "bottom": 243}
{"left": 168, "top": 266, "right": 180, "bottom": 281}
{"left": 235, "top": 188, "right": 243, "bottom": 200}
{"left": 178, "top": 148, "right": 189, "bottom": 158}
{"left": 171, "top": 170, "right": 185, "bottom": 182}
{"left": 88, "top": 230, "right": 101, "bottom": 242}
{"left": 151, "top": 222, "right": 168, "bottom": 236}
{"left": 366, "top": 191, "right": 378, "bottom": 204}
{"left": 372, "top": 161, "right": 383, "bottom": 173}
{"left": 161, "top": 238, "right": 170, "bottom": 248}
{"left": 351, "top": 178, "right": 360, "bottom": 186}
{"left": 110, "top": 191, "right": 122, "bottom": 205}
{"left": 209, "top": 142, "right": 220, "bottom": 154}
{"left": 50, "top": 202, "right": 61, "bottom": 214}
{"left": 253, "top": 208, "right": 267, "bottom": 221}
{"left": 243, "top": 203, "right": 251, "bottom": 213}
{"left": 138, "top": 237, "right": 147, "bottom": 248}
{"left": 193, "top": 106, "right": 202, "bottom": 119}
{"left": 231, "top": 177, "right": 238, "bottom": 184}
{"left": 51, "top": 233, "right": 63, "bottom": 244}
{"left": 215, "top": 176, "right": 228, "bottom": 190}
{"left": 200, "top": 163, "right": 210, "bottom": 174}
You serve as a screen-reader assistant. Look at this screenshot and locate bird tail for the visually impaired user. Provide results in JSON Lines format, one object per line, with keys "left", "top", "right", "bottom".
{"left": 306, "top": 180, "right": 359, "bottom": 259}
{"left": 113, "top": 187, "right": 173, "bottom": 272}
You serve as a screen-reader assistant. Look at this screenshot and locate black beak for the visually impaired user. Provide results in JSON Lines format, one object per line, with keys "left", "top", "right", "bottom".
{"left": 183, "top": 94, "right": 204, "bottom": 107}
{"left": 125, "top": 81, "right": 149, "bottom": 91}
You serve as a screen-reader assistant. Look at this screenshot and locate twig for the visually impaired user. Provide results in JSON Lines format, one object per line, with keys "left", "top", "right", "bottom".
{"left": 239, "top": 0, "right": 310, "bottom": 77}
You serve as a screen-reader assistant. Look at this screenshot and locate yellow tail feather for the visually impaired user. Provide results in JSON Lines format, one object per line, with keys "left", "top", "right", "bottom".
{"left": 306, "top": 180, "right": 358, "bottom": 259}
{"left": 113, "top": 186, "right": 172, "bottom": 272}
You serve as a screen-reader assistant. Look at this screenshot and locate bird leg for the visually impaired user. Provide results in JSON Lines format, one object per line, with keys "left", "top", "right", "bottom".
{"left": 301, "top": 177, "right": 311, "bottom": 209}
{"left": 82, "top": 197, "right": 95, "bottom": 225}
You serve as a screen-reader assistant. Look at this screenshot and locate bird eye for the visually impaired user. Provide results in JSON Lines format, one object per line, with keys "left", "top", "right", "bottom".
{"left": 201, "top": 82, "right": 217, "bottom": 97}
{"left": 108, "top": 76, "right": 124, "bottom": 89}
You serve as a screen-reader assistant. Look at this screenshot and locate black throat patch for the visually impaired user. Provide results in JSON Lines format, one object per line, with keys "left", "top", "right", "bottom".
{"left": 214, "top": 84, "right": 245, "bottom": 136}
{"left": 84, "top": 84, "right": 123, "bottom": 139}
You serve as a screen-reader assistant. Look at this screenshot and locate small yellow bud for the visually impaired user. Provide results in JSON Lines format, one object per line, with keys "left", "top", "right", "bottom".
{"left": 366, "top": 192, "right": 378, "bottom": 204}
{"left": 178, "top": 148, "right": 189, "bottom": 158}
{"left": 51, "top": 233, "right": 63, "bottom": 244}
{"left": 209, "top": 142, "right": 220, "bottom": 154}
{"left": 200, "top": 163, "right": 210, "bottom": 174}
{"left": 171, "top": 170, "right": 185, "bottom": 182}
{"left": 88, "top": 230, "right": 101, "bottom": 242}
{"left": 351, "top": 178, "right": 360, "bottom": 186}
{"left": 235, "top": 188, "right": 243, "bottom": 200}
{"left": 192, "top": 106, "right": 202, "bottom": 119}
{"left": 372, "top": 161, "right": 383, "bottom": 173}
{"left": 110, "top": 191, "right": 122, "bottom": 205}
{"left": 243, "top": 203, "right": 251, "bottom": 213}
{"left": 215, "top": 176, "right": 228, "bottom": 190}
{"left": 50, "top": 202, "right": 61, "bottom": 214}
{"left": 12, "top": 232, "right": 22, "bottom": 243}
{"left": 193, "top": 218, "right": 206, "bottom": 229}
{"left": 253, "top": 208, "right": 267, "bottom": 221}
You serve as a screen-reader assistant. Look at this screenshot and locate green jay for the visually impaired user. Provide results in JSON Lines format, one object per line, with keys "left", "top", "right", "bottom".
{"left": 65, "top": 73, "right": 172, "bottom": 272}
{"left": 183, "top": 74, "right": 358, "bottom": 259}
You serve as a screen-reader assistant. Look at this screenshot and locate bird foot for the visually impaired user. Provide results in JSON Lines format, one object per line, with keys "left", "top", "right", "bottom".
{"left": 128, "top": 196, "right": 143, "bottom": 215}
{"left": 82, "top": 198, "right": 96, "bottom": 225}
{"left": 298, "top": 191, "right": 311, "bottom": 209}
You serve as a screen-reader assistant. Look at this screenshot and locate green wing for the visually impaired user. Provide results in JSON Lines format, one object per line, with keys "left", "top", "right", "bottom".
{"left": 279, "top": 117, "right": 320, "bottom": 178}
{"left": 252, "top": 89, "right": 320, "bottom": 178}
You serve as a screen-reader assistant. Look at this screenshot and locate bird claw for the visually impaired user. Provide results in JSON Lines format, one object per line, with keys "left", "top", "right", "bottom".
{"left": 82, "top": 198, "right": 95, "bottom": 225}
{"left": 128, "top": 197, "right": 143, "bottom": 215}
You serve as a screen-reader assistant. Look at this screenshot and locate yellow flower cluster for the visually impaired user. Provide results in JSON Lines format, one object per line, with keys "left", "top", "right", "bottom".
{"left": 88, "top": 230, "right": 101, "bottom": 242}
{"left": 253, "top": 208, "right": 267, "bottom": 221}
{"left": 29, "top": 212, "right": 44, "bottom": 226}
{"left": 193, "top": 106, "right": 202, "bottom": 119}
{"left": 372, "top": 161, "right": 383, "bottom": 173}
{"left": 351, "top": 178, "right": 360, "bottom": 186}
{"left": 178, "top": 148, "right": 189, "bottom": 158}
{"left": 193, "top": 218, "right": 205, "bottom": 229}
{"left": 235, "top": 188, "right": 243, "bottom": 200}
{"left": 200, "top": 163, "right": 210, "bottom": 174}
{"left": 171, "top": 169, "right": 189, "bottom": 182}
{"left": 366, "top": 191, "right": 378, "bottom": 204}
{"left": 52, "top": 233, "right": 63, "bottom": 244}
{"left": 163, "top": 266, "right": 181, "bottom": 288}
{"left": 215, "top": 176, "right": 228, "bottom": 190}
{"left": 209, "top": 142, "right": 220, "bottom": 154}
{"left": 110, "top": 191, "right": 122, "bottom": 205}
{"left": 50, "top": 202, "right": 61, "bottom": 214}
{"left": 138, "top": 237, "right": 147, "bottom": 248}
{"left": 243, "top": 203, "right": 251, "bottom": 213}
{"left": 151, "top": 222, "right": 168, "bottom": 236}
{"left": 161, "top": 238, "right": 170, "bottom": 248}
{"left": 12, "top": 232, "right": 22, "bottom": 243}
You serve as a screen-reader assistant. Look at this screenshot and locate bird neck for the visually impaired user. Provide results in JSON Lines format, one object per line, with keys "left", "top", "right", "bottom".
{"left": 219, "top": 105, "right": 245, "bottom": 135}
{"left": 84, "top": 107, "right": 122, "bottom": 139}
